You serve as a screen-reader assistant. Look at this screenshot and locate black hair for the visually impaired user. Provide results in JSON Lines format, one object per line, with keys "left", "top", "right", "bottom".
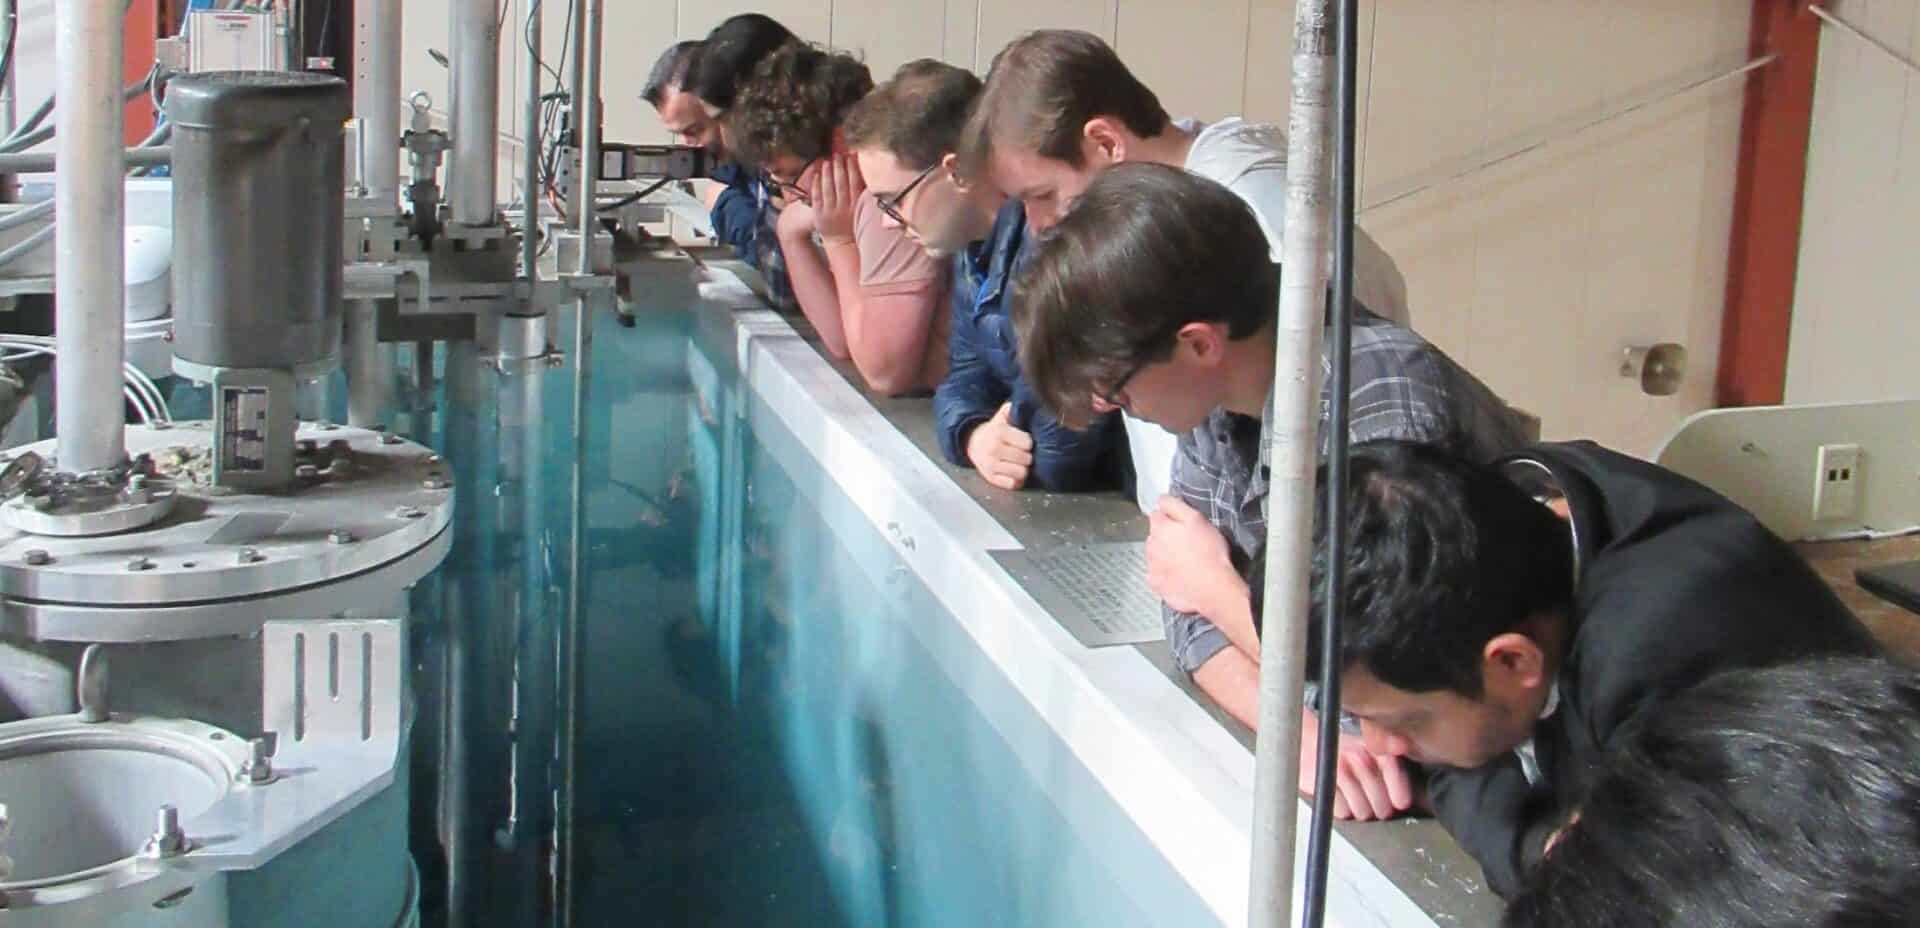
{"left": 687, "top": 14, "right": 797, "bottom": 111}
{"left": 1012, "top": 162, "right": 1275, "bottom": 428}
{"left": 1305, "top": 440, "right": 1574, "bottom": 696}
{"left": 726, "top": 44, "right": 874, "bottom": 168}
{"left": 643, "top": 40, "right": 703, "bottom": 107}
{"left": 1507, "top": 657, "right": 1920, "bottom": 927}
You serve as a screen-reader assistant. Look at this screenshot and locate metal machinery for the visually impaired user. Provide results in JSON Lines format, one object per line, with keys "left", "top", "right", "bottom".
{"left": 0, "top": 0, "right": 690, "bottom": 924}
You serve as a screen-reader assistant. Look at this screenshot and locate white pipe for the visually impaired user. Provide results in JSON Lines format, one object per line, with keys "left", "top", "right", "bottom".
{"left": 354, "top": 0, "right": 403, "bottom": 204}
{"left": 1250, "top": 1, "right": 1337, "bottom": 925}
{"left": 448, "top": 0, "right": 500, "bottom": 225}
{"left": 52, "top": 0, "right": 125, "bottom": 474}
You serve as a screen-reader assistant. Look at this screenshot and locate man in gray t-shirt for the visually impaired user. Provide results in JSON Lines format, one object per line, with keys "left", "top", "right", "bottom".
{"left": 958, "top": 30, "right": 1411, "bottom": 514}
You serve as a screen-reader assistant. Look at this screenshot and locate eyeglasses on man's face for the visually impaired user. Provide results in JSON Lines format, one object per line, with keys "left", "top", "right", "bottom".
{"left": 875, "top": 162, "right": 940, "bottom": 227}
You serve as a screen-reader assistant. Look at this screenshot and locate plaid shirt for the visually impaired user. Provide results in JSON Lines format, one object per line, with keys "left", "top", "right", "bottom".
{"left": 1163, "top": 308, "right": 1533, "bottom": 675}
{"left": 753, "top": 180, "right": 798, "bottom": 312}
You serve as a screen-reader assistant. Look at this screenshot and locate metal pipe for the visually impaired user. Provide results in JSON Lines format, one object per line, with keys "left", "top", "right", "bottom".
{"left": 1302, "top": 0, "right": 1359, "bottom": 923}
{"left": 448, "top": 0, "right": 500, "bottom": 225}
{"left": 1250, "top": 1, "right": 1337, "bottom": 924}
{"left": 354, "top": 0, "right": 403, "bottom": 203}
{"left": 53, "top": 0, "right": 126, "bottom": 474}
{"left": 521, "top": 0, "right": 542, "bottom": 284}
{"left": 0, "top": 147, "right": 169, "bottom": 175}
{"left": 568, "top": 0, "right": 599, "bottom": 276}
{"left": 279, "top": 0, "right": 303, "bottom": 70}
{"left": 573, "top": 0, "right": 602, "bottom": 275}
{"left": 346, "top": 299, "right": 388, "bottom": 428}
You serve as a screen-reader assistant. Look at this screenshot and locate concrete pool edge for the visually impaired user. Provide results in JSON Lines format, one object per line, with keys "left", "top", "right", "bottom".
{"left": 687, "top": 273, "right": 1444, "bottom": 928}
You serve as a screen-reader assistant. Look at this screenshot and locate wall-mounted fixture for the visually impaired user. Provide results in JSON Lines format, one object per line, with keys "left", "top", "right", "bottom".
{"left": 1621, "top": 343, "right": 1687, "bottom": 396}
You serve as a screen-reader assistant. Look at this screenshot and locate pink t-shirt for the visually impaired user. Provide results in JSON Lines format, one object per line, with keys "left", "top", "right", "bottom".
{"left": 853, "top": 190, "right": 946, "bottom": 297}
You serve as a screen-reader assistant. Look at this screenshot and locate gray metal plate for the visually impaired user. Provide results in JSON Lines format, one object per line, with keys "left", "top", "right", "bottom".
{"left": 0, "top": 423, "right": 453, "bottom": 607}
{"left": 990, "top": 542, "right": 1166, "bottom": 648}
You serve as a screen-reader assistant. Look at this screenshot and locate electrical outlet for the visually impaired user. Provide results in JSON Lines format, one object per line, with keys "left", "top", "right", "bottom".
{"left": 1812, "top": 443, "right": 1862, "bottom": 522}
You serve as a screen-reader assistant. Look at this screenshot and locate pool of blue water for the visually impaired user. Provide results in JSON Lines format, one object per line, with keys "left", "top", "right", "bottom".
{"left": 238, "top": 306, "right": 1210, "bottom": 927}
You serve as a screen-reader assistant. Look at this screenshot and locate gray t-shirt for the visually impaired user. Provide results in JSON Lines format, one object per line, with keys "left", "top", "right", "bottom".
{"left": 1123, "top": 117, "right": 1416, "bottom": 513}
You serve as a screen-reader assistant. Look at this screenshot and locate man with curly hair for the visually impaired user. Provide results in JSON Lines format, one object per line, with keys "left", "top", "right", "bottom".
{"left": 728, "top": 44, "right": 950, "bottom": 397}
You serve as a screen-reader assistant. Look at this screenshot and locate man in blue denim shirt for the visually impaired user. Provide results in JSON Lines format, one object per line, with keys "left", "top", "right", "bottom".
{"left": 644, "top": 31, "right": 797, "bottom": 310}
{"left": 845, "top": 60, "right": 1122, "bottom": 491}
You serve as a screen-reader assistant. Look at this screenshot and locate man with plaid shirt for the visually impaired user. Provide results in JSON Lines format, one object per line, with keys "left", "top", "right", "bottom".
{"left": 1012, "top": 163, "right": 1530, "bottom": 826}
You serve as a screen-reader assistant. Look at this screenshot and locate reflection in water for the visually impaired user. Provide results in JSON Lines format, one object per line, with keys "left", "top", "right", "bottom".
{"left": 401, "top": 310, "right": 1206, "bottom": 927}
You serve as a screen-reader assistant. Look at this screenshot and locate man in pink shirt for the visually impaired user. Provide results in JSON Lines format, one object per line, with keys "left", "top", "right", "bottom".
{"left": 728, "top": 44, "right": 950, "bottom": 396}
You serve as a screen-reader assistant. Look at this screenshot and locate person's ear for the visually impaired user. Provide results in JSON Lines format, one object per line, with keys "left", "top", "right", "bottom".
{"left": 1172, "top": 322, "right": 1229, "bottom": 367}
{"left": 942, "top": 152, "right": 969, "bottom": 192}
{"left": 830, "top": 126, "right": 849, "bottom": 156}
{"left": 1483, "top": 632, "right": 1548, "bottom": 690}
{"left": 1083, "top": 117, "right": 1126, "bottom": 164}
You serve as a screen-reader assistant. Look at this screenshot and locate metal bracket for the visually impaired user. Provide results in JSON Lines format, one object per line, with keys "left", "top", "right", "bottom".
{"left": 172, "top": 618, "right": 403, "bottom": 871}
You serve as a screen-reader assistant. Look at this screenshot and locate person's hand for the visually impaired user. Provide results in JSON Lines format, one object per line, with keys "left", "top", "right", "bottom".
{"left": 1299, "top": 725, "right": 1417, "bottom": 822}
{"left": 776, "top": 198, "right": 817, "bottom": 245}
{"left": 1146, "top": 496, "right": 1239, "bottom": 616}
{"left": 813, "top": 153, "right": 864, "bottom": 245}
{"left": 965, "top": 403, "right": 1033, "bottom": 490}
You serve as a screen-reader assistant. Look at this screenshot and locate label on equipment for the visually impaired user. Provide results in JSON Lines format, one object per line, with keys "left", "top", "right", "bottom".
{"left": 220, "top": 386, "right": 270, "bottom": 473}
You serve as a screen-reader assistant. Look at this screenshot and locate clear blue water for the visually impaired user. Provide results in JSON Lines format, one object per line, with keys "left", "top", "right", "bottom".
{"left": 209, "top": 307, "right": 1209, "bottom": 927}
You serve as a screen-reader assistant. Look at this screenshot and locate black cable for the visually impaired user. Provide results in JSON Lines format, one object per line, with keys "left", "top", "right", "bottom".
{"left": 599, "top": 177, "right": 670, "bottom": 212}
{"left": 1302, "top": 0, "right": 1360, "bottom": 925}
{"left": 526, "top": 0, "right": 566, "bottom": 84}
{"left": 315, "top": 0, "right": 336, "bottom": 59}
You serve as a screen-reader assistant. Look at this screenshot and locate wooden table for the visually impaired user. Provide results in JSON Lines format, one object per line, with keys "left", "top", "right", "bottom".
{"left": 1797, "top": 534, "right": 1920, "bottom": 660}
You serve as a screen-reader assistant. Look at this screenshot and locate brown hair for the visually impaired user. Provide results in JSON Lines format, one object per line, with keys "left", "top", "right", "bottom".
{"left": 726, "top": 44, "right": 874, "bottom": 167}
{"left": 957, "top": 30, "right": 1170, "bottom": 178}
{"left": 843, "top": 59, "right": 983, "bottom": 171}
{"left": 1013, "top": 163, "right": 1276, "bottom": 428}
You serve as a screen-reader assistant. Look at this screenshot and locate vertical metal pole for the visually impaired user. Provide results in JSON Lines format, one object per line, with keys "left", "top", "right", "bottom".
{"left": 449, "top": 0, "right": 500, "bottom": 225}
{"left": 354, "top": 0, "right": 403, "bottom": 204}
{"left": 573, "top": 0, "right": 600, "bottom": 276}
{"left": 554, "top": 4, "right": 601, "bottom": 923}
{"left": 1301, "top": 0, "right": 1360, "bottom": 924}
{"left": 1, "top": 0, "right": 19, "bottom": 204}
{"left": 346, "top": 299, "right": 389, "bottom": 428}
{"left": 521, "top": 0, "right": 542, "bottom": 284}
{"left": 1251, "top": 1, "right": 1337, "bottom": 925}
{"left": 54, "top": 0, "right": 127, "bottom": 475}
{"left": 279, "top": 0, "right": 304, "bottom": 69}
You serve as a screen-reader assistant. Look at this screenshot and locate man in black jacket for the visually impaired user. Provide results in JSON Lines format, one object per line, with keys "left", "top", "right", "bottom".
{"left": 1306, "top": 439, "right": 1880, "bottom": 896}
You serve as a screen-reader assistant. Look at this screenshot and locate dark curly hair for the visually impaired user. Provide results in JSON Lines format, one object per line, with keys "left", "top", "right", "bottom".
{"left": 726, "top": 44, "right": 874, "bottom": 168}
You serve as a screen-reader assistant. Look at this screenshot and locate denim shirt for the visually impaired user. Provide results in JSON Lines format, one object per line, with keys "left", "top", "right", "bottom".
{"left": 933, "top": 200, "right": 1121, "bottom": 491}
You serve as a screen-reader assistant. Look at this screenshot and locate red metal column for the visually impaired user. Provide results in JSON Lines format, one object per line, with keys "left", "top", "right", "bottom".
{"left": 123, "top": 0, "right": 159, "bottom": 144}
{"left": 1717, "top": 0, "right": 1823, "bottom": 407}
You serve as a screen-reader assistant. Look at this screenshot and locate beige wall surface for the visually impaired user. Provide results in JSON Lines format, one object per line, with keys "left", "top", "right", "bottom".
{"left": 398, "top": 2, "right": 1752, "bottom": 455}
{"left": 1787, "top": 0, "right": 1920, "bottom": 406}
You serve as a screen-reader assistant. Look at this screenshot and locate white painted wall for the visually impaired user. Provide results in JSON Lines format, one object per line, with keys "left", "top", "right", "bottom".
{"left": 1, "top": 1, "right": 1749, "bottom": 456}
{"left": 1787, "top": 0, "right": 1920, "bottom": 406}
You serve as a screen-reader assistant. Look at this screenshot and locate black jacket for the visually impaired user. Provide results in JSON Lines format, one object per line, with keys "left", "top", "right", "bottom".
{"left": 1428, "top": 441, "right": 1880, "bottom": 897}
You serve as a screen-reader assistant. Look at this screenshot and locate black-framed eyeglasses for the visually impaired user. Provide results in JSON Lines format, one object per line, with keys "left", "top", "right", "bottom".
{"left": 876, "top": 163, "right": 940, "bottom": 226}
{"left": 767, "top": 157, "right": 818, "bottom": 204}
{"left": 1096, "top": 355, "right": 1155, "bottom": 410}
